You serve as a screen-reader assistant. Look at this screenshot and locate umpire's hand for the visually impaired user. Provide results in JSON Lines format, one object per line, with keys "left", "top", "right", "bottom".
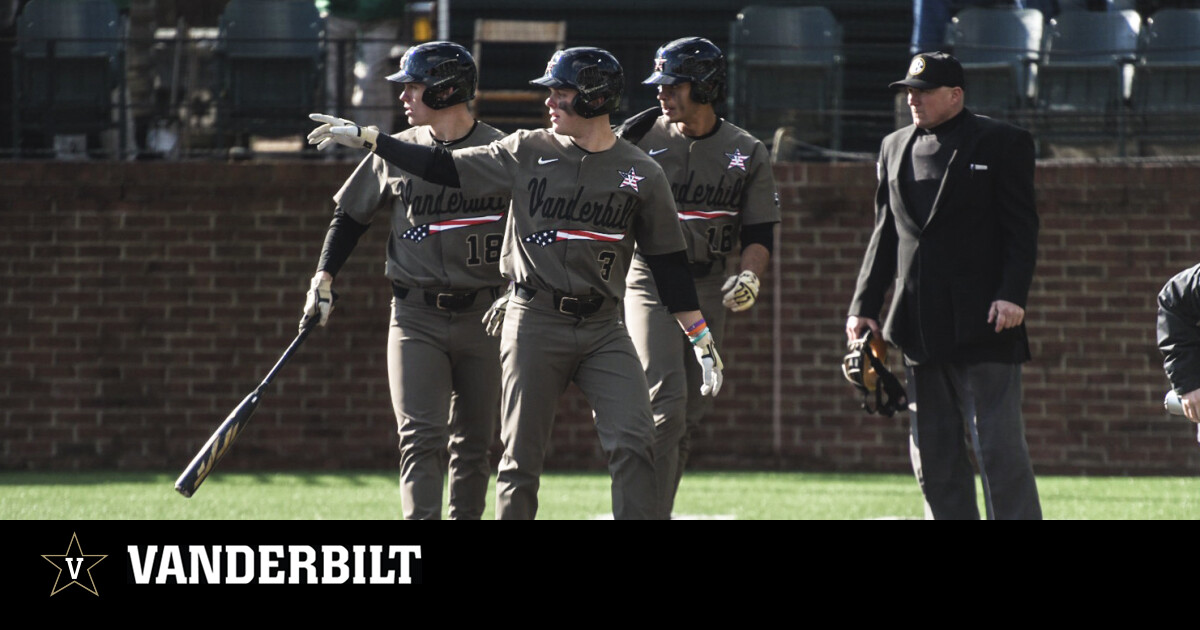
{"left": 988, "top": 299, "right": 1025, "bottom": 333}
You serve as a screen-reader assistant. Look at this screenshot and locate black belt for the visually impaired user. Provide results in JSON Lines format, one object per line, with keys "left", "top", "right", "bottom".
{"left": 514, "top": 283, "right": 608, "bottom": 318}
{"left": 392, "top": 284, "right": 495, "bottom": 311}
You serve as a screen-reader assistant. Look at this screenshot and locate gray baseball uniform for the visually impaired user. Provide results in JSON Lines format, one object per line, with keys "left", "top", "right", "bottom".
{"left": 335, "top": 121, "right": 509, "bottom": 519}
{"left": 622, "top": 115, "right": 780, "bottom": 518}
{"left": 447, "top": 128, "right": 687, "bottom": 519}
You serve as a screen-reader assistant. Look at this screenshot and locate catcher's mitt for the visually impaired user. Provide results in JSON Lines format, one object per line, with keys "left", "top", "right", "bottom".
{"left": 842, "top": 330, "right": 908, "bottom": 417}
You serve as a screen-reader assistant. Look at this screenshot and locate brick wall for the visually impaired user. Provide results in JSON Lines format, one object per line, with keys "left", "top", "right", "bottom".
{"left": 3, "top": 159, "right": 1198, "bottom": 475}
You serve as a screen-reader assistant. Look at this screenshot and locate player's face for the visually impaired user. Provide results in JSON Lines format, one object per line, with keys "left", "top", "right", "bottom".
{"left": 656, "top": 82, "right": 696, "bottom": 124}
{"left": 401, "top": 83, "right": 432, "bottom": 126}
{"left": 906, "top": 86, "right": 963, "bottom": 129}
{"left": 546, "top": 87, "right": 580, "bottom": 135}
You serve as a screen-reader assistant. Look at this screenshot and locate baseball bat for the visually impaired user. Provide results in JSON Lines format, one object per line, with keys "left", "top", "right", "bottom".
{"left": 174, "top": 316, "right": 320, "bottom": 498}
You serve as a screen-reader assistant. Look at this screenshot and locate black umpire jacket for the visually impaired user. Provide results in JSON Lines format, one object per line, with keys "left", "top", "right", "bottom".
{"left": 1158, "top": 263, "right": 1200, "bottom": 395}
{"left": 849, "top": 110, "right": 1039, "bottom": 365}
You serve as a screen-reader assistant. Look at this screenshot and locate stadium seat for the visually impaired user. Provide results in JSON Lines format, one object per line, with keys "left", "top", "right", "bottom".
{"left": 728, "top": 5, "right": 843, "bottom": 158}
{"left": 1130, "top": 9, "right": 1200, "bottom": 156}
{"left": 946, "top": 7, "right": 1043, "bottom": 120}
{"left": 1035, "top": 9, "right": 1140, "bottom": 157}
{"left": 11, "top": 0, "right": 124, "bottom": 157}
{"left": 215, "top": 0, "right": 324, "bottom": 146}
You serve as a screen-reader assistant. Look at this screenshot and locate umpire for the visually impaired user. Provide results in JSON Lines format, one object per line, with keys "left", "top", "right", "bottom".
{"left": 845, "top": 52, "right": 1042, "bottom": 520}
{"left": 1158, "top": 263, "right": 1200, "bottom": 423}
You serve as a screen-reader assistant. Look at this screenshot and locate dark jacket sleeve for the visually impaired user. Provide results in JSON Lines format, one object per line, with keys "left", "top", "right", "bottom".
{"left": 994, "top": 126, "right": 1039, "bottom": 308}
{"left": 848, "top": 145, "right": 898, "bottom": 319}
{"left": 1158, "top": 264, "right": 1200, "bottom": 395}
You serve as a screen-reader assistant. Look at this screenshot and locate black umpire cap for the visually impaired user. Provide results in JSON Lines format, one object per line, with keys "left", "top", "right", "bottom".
{"left": 890, "top": 51, "right": 964, "bottom": 90}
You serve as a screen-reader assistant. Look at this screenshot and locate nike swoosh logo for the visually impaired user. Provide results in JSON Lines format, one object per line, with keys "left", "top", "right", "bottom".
{"left": 538, "top": 157, "right": 559, "bottom": 164}
{"left": 648, "top": 148, "right": 669, "bottom": 156}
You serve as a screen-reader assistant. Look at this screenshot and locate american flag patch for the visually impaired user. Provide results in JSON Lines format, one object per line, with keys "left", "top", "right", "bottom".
{"left": 523, "top": 229, "right": 625, "bottom": 247}
{"left": 678, "top": 209, "right": 739, "bottom": 221}
{"left": 402, "top": 214, "right": 504, "bottom": 243}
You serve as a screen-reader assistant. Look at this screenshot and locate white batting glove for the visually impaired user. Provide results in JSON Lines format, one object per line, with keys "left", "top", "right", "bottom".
{"left": 687, "top": 321, "right": 724, "bottom": 397}
{"left": 721, "top": 270, "right": 760, "bottom": 312}
{"left": 301, "top": 274, "right": 335, "bottom": 329}
{"left": 481, "top": 289, "right": 510, "bottom": 337}
{"left": 307, "top": 113, "right": 380, "bottom": 151}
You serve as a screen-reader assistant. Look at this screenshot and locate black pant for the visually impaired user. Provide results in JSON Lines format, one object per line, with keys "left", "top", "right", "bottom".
{"left": 906, "top": 361, "right": 1042, "bottom": 520}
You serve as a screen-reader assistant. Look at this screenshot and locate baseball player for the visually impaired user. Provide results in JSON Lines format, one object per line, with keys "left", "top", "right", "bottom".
{"left": 309, "top": 46, "right": 725, "bottom": 520}
{"left": 616, "top": 37, "right": 780, "bottom": 519}
{"left": 303, "top": 41, "right": 510, "bottom": 520}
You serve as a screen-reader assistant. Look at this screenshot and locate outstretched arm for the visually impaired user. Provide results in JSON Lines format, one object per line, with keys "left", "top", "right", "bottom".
{"left": 307, "top": 113, "right": 461, "bottom": 187}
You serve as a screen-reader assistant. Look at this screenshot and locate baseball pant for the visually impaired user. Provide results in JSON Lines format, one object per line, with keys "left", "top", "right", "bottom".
{"left": 625, "top": 261, "right": 728, "bottom": 519}
{"left": 388, "top": 291, "right": 501, "bottom": 520}
{"left": 906, "top": 361, "right": 1042, "bottom": 520}
{"left": 495, "top": 292, "right": 658, "bottom": 520}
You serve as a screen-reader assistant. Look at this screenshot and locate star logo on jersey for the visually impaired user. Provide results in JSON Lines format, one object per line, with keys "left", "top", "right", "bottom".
{"left": 725, "top": 148, "right": 749, "bottom": 171}
{"left": 618, "top": 167, "right": 645, "bottom": 192}
{"left": 524, "top": 229, "right": 625, "bottom": 247}
{"left": 402, "top": 215, "right": 505, "bottom": 243}
{"left": 43, "top": 532, "right": 107, "bottom": 596}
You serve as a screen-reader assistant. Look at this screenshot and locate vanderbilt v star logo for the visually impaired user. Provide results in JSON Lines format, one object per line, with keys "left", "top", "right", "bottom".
{"left": 42, "top": 532, "right": 107, "bottom": 596}
{"left": 618, "top": 166, "right": 645, "bottom": 192}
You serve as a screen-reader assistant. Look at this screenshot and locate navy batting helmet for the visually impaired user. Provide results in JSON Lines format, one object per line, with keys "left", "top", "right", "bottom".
{"left": 643, "top": 37, "right": 726, "bottom": 105}
{"left": 387, "top": 41, "right": 477, "bottom": 109}
{"left": 530, "top": 47, "right": 624, "bottom": 119}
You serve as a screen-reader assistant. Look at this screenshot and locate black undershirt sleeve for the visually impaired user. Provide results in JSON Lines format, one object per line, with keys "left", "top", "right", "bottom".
{"left": 643, "top": 250, "right": 701, "bottom": 313}
{"left": 373, "top": 134, "right": 461, "bottom": 187}
{"left": 317, "top": 209, "right": 369, "bottom": 277}
{"left": 740, "top": 222, "right": 776, "bottom": 255}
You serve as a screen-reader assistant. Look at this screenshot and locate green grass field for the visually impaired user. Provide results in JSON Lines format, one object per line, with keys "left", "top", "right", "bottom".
{"left": 3, "top": 471, "right": 1198, "bottom": 519}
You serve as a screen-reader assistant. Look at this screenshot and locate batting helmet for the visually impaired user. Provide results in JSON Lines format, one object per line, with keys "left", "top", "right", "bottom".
{"left": 386, "top": 41, "right": 477, "bottom": 110}
{"left": 643, "top": 37, "right": 726, "bottom": 105}
{"left": 530, "top": 47, "right": 624, "bottom": 119}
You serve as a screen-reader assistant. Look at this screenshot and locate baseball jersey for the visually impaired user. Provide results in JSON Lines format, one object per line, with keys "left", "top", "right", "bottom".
{"left": 449, "top": 129, "right": 686, "bottom": 299}
{"left": 632, "top": 116, "right": 780, "bottom": 265}
{"left": 334, "top": 122, "right": 510, "bottom": 291}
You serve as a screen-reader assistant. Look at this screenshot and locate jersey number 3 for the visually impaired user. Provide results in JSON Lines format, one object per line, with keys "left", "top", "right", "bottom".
{"left": 597, "top": 251, "right": 617, "bottom": 281}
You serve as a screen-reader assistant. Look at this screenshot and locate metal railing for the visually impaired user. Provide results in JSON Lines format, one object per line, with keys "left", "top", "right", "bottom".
{"left": 8, "top": 34, "right": 1200, "bottom": 161}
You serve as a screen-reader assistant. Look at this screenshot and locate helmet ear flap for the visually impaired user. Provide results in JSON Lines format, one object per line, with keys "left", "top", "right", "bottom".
{"left": 687, "top": 58, "right": 726, "bottom": 104}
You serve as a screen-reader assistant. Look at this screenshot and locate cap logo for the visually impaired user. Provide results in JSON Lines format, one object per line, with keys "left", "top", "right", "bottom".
{"left": 654, "top": 58, "right": 665, "bottom": 72}
{"left": 909, "top": 57, "right": 926, "bottom": 76}
{"left": 545, "top": 50, "right": 563, "bottom": 77}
